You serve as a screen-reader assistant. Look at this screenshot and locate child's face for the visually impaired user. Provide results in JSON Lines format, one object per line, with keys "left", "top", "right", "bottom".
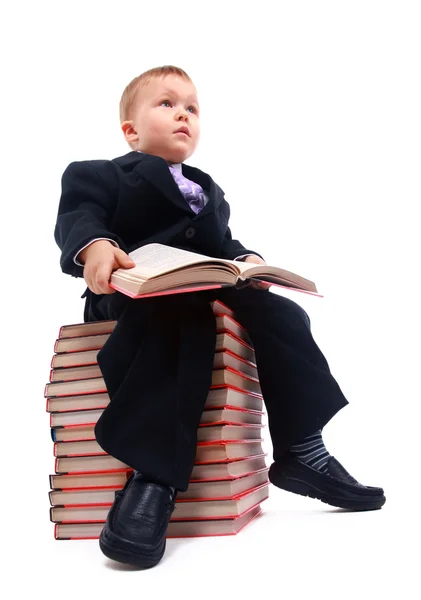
{"left": 122, "top": 74, "right": 200, "bottom": 164}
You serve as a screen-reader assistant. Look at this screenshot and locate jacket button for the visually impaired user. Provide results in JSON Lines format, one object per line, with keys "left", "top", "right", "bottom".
{"left": 185, "top": 227, "right": 196, "bottom": 239}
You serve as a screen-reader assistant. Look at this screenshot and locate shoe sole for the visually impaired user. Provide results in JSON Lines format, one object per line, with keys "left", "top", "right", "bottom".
{"left": 269, "top": 467, "right": 386, "bottom": 511}
{"left": 99, "top": 528, "right": 166, "bottom": 569}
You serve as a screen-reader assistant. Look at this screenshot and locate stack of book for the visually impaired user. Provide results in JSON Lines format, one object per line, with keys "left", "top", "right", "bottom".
{"left": 46, "top": 300, "right": 269, "bottom": 540}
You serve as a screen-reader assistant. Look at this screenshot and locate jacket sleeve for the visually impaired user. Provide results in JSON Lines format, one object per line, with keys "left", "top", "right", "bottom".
{"left": 54, "top": 160, "right": 125, "bottom": 278}
{"left": 218, "top": 198, "right": 264, "bottom": 261}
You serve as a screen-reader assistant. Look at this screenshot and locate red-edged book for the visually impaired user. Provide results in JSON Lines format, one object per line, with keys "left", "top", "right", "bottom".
{"left": 50, "top": 470, "right": 133, "bottom": 491}
{"left": 56, "top": 300, "right": 233, "bottom": 340}
{"left": 47, "top": 383, "right": 263, "bottom": 415}
{"left": 49, "top": 455, "right": 268, "bottom": 490}
{"left": 49, "top": 470, "right": 269, "bottom": 506}
{"left": 50, "top": 405, "right": 263, "bottom": 432}
{"left": 53, "top": 313, "right": 251, "bottom": 354}
{"left": 54, "top": 440, "right": 265, "bottom": 474}
{"left": 44, "top": 366, "right": 262, "bottom": 399}
{"left": 52, "top": 422, "right": 265, "bottom": 451}
{"left": 55, "top": 454, "right": 130, "bottom": 475}
{"left": 107, "top": 243, "right": 319, "bottom": 298}
{"left": 54, "top": 503, "right": 263, "bottom": 539}
{"left": 51, "top": 330, "right": 256, "bottom": 371}
{"left": 49, "top": 348, "right": 258, "bottom": 383}
{"left": 50, "top": 482, "right": 269, "bottom": 523}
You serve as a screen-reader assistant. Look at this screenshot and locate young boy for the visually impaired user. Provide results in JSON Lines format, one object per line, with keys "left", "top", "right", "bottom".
{"left": 54, "top": 65, "right": 385, "bottom": 569}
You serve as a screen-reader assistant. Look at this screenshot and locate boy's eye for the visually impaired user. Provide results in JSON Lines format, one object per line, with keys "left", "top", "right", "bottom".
{"left": 160, "top": 100, "right": 197, "bottom": 114}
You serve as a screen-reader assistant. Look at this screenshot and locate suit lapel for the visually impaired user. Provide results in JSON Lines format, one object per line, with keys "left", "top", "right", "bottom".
{"left": 132, "top": 153, "right": 193, "bottom": 215}
{"left": 122, "top": 151, "right": 223, "bottom": 219}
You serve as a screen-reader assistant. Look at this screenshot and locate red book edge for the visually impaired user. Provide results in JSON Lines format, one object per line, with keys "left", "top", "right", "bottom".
{"left": 50, "top": 455, "right": 268, "bottom": 489}
{"left": 109, "top": 281, "right": 225, "bottom": 298}
{"left": 52, "top": 325, "right": 254, "bottom": 358}
{"left": 49, "top": 466, "right": 269, "bottom": 492}
{"left": 215, "top": 348, "right": 256, "bottom": 368}
{"left": 45, "top": 378, "right": 107, "bottom": 398}
{"left": 50, "top": 470, "right": 133, "bottom": 490}
{"left": 58, "top": 321, "right": 116, "bottom": 339}
{"left": 49, "top": 365, "right": 102, "bottom": 384}
{"left": 48, "top": 403, "right": 108, "bottom": 415}
{"left": 54, "top": 504, "right": 263, "bottom": 540}
{"left": 168, "top": 504, "right": 264, "bottom": 537}
{"left": 54, "top": 458, "right": 131, "bottom": 475}
{"left": 207, "top": 383, "right": 263, "bottom": 400}
{"left": 212, "top": 365, "right": 260, "bottom": 385}
{"left": 196, "top": 438, "right": 264, "bottom": 447}
{"left": 47, "top": 385, "right": 263, "bottom": 415}
{"left": 203, "top": 405, "right": 264, "bottom": 415}
{"left": 50, "top": 484, "right": 269, "bottom": 523}
{"left": 50, "top": 470, "right": 269, "bottom": 506}
{"left": 212, "top": 299, "right": 234, "bottom": 316}
{"left": 50, "top": 482, "right": 269, "bottom": 510}
{"left": 51, "top": 347, "right": 256, "bottom": 373}
{"left": 46, "top": 365, "right": 261, "bottom": 400}
{"left": 55, "top": 300, "right": 233, "bottom": 345}
{"left": 198, "top": 423, "right": 264, "bottom": 429}
{"left": 55, "top": 448, "right": 104, "bottom": 459}
{"left": 51, "top": 420, "right": 98, "bottom": 429}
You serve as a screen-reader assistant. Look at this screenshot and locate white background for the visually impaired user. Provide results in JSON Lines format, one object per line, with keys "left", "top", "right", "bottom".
{"left": 1, "top": 1, "right": 420, "bottom": 597}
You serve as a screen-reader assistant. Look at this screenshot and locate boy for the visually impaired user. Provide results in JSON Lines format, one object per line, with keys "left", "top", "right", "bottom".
{"left": 54, "top": 65, "right": 385, "bottom": 569}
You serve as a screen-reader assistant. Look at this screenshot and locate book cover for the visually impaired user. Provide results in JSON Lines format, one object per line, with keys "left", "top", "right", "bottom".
{"left": 49, "top": 470, "right": 269, "bottom": 506}
{"left": 54, "top": 504, "right": 262, "bottom": 539}
{"left": 50, "top": 482, "right": 269, "bottom": 522}
{"left": 108, "top": 243, "right": 318, "bottom": 297}
{"left": 45, "top": 366, "right": 261, "bottom": 398}
{"left": 51, "top": 331, "right": 255, "bottom": 370}
{"left": 47, "top": 386, "right": 263, "bottom": 418}
{"left": 49, "top": 348, "right": 257, "bottom": 383}
{"left": 49, "top": 455, "right": 268, "bottom": 490}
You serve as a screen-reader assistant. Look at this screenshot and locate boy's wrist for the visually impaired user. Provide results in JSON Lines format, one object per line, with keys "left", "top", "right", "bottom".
{"left": 78, "top": 239, "right": 115, "bottom": 265}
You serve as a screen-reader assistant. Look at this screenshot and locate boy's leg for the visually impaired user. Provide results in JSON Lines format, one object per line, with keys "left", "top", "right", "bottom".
{"left": 217, "top": 286, "right": 385, "bottom": 510}
{"left": 217, "top": 286, "right": 348, "bottom": 457}
{"left": 87, "top": 291, "right": 217, "bottom": 492}
{"left": 86, "top": 292, "right": 222, "bottom": 568}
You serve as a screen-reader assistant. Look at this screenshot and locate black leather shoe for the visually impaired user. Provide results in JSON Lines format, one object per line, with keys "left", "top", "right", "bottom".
{"left": 99, "top": 471, "right": 177, "bottom": 568}
{"left": 269, "top": 453, "right": 386, "bottom": 511}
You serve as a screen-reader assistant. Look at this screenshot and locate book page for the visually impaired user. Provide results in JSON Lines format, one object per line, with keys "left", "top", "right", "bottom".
{"left": 224, "top": 258, "right": 317, "bottom": 293}
{"left": 127, "top": 244, "right": 237, "bottom": 279}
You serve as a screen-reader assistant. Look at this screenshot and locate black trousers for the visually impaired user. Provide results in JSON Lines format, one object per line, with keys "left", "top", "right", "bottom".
{"left": 89, "top": 286, "right": 348, "bottom": 491}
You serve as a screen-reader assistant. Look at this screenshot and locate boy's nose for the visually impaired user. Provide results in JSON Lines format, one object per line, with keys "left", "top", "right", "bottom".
{"left": 176, "top": 107, "right": 189, "bottom": 120}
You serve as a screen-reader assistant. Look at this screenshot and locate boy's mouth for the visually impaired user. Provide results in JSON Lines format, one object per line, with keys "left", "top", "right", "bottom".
{"left": 174, "top": 126, "right": 190, "bottom": 137}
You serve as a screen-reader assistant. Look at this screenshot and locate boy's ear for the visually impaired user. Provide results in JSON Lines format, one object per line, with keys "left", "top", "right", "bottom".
{"left": 121, "top": 120, "right": 138, "bottom": 143}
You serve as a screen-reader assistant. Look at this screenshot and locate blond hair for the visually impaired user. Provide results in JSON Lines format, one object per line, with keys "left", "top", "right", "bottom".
{"left": 119, "top": 65, "right": 193, "bottom": 125}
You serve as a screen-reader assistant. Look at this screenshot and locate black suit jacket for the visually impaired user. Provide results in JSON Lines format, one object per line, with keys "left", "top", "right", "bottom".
{"left": 54, "top": 151, "right": 264, "bottom": 487}
{"left": 55, "top": 150, "right": 262, "bottom": 292}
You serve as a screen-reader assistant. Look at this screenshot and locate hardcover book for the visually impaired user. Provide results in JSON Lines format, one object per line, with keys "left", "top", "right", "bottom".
{"left": 54, "top": 504, "right": 263, "bottom": 539}
{"left": 109, "top": 243, "right": 318, "bottom": 297}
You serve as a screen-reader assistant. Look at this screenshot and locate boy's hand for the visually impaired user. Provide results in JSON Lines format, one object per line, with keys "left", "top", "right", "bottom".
{"left": 80, "top": 240, "right": 136, "bottom": 295}
{"left": 243, "top": 255, "right": 271, "bottom": 290}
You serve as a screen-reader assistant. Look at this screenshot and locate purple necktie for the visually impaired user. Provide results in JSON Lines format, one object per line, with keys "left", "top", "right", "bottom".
{"left": 169, "top": 165, "right": 206, "bottom": 214}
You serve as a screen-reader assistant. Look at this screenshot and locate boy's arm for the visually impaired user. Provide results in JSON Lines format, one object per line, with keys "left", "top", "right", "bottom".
{"left": 220, "top": 227, "right": 264, "bottom": 261}
{"left": 54, "top": 161, "right": 125, "bottom": 278}
{"left": 218, "top": 197, "right": 264, "bottom": 262}
{"left": 74, "top": 237, "right": 119, "bottom": 266}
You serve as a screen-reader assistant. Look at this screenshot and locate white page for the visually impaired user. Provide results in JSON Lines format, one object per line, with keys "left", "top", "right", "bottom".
{"left": 128, "top": 243, "right": 228, "bottom": 278}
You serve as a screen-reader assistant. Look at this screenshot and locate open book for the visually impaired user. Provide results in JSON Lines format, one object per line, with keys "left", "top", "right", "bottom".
{"left": 109, "top": 243, "right": 320, "bottom": 298}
